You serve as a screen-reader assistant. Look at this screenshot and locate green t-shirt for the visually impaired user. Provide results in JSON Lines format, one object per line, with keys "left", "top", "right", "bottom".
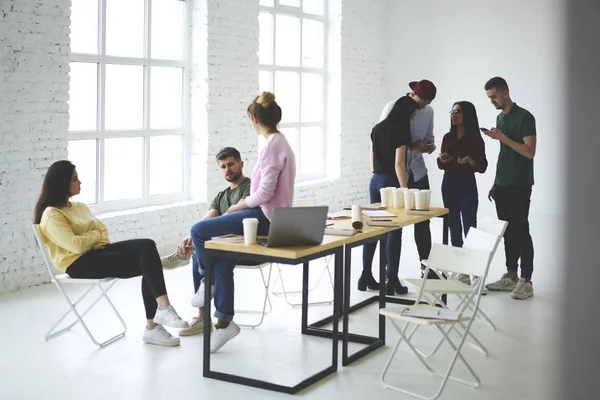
{"left": 494, "top": 104, "right": 536, "bottom": 187}
{"left": 209, "top": 177, "right": 251, "bottom": 215}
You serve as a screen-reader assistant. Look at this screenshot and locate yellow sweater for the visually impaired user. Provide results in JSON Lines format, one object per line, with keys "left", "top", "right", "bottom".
{"left": 39, "top": 202, "right": 111, "bottom": 271}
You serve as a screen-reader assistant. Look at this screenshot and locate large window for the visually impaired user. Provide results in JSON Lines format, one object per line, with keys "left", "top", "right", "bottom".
{"left": 68, "top": 0, "right": 188, "bottom": 212}
{"left": 258, "top": 0, "right": 327, "bottom": 182}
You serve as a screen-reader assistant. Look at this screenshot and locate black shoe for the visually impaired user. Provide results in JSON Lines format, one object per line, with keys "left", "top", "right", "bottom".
{"left": 386, "top": 276, "right": 408, "bottom": 295}
{"left": 357, "top": 271, "right": 379, "bottom": 291}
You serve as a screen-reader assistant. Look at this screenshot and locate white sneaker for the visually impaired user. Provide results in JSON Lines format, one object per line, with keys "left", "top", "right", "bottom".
{"left": 485, "top": 273, "right": 518, "bottom": 292}
{"left": 210, "top": 321, "right": 241, "bottom": 353}
{"left": 161, "top": 251, "right": 191, "bottom": 269}
{"left": 191, "top": 278, "right": 214, "bottom": 308}
{"left": 179, "top": 316, "right": 213, "bottom": 336}
{"left": 153, "top": 305, "right": 189, "bottom": 329}
{"left": 511, "top": 278, "right": 534, "bottom": 300}
{"left": 143, "top": 325, "right": 181, "bottom": 347}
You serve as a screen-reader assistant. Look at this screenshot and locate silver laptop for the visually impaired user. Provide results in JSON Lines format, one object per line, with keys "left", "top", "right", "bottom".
{"left": 257, "top": 206, "right": 329, "bottom": 247}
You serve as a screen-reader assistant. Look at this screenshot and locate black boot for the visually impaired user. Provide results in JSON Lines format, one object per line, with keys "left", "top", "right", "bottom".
{"left": 386, "top": 276, "right": 408, "bottom": 295}
{"left": 357, "top": 270, "right": 379, "bottom": 291}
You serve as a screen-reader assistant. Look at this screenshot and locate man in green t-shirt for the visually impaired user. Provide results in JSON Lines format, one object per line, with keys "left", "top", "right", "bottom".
{"left": 160, "top": 147, "right": 250, "bottom": 335}
{"left": 481, "top": 77, "right": 537, "bottom": 300}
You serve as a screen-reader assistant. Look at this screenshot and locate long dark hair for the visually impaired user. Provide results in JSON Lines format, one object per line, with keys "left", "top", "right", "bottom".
{"left": 450, "top": 101, "right": 481, "bottom": 137}
{"left": 33, "top": 160, "right": 75, "bottom": 224}
{"left": 381, "top": 95, "right": 418, "bottom": 138}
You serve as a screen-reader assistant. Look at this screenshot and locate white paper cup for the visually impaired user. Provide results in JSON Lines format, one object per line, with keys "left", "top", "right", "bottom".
{"left": 392, "top": 189, "right": 404, "bottom": 208}
{"left": 380, "top": 188, "right": 392, "bottom": 208}
{"left": 414, "top": 190, "right": 429, "bottom": 210}
{"left": 242, "top": 218, "right": 259, "bottom": 245}
{"left": 421, "top": 189, "right": 431, "bottom": 209}
{"left": 404, "top": 190, "right": 415, "bottom": 211}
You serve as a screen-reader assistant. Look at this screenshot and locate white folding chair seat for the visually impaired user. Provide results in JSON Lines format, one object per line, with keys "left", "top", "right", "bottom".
{"left": 32, "top": 225, "right": 127, "bottom": 348}
{"left": 270, "top": 198, "right": 334, "bottom": 307}
{"left": 235, "top": 262, "right": 273, "bottom": 328}
{"left": 380, "top": 244, "right": 492, "bottom": 400}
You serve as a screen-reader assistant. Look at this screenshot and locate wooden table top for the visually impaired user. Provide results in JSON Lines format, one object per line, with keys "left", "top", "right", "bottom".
{"left": 205, "top": 205, "right": 448, "bottom": 260}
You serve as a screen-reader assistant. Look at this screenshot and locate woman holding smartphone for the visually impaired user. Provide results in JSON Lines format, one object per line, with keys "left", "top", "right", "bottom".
{"left": 438, "top": 101, "right": 488, "bottom": 247}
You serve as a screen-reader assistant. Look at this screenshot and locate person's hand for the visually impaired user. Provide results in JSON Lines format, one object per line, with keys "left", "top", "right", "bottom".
{"left": 226, "top": 204, "right": 240, "bottom": 214}
{"left": 438, "top": 153, "right": 453, "bottom": 163}
{"left": 412, "top": 140, "right": 433, "bottom": 153}
{"left": 177, "top": 236, "right": 194, "bottom": 256}
{"left": 457, "top": 156, "right": 475, "bottom": 166}
{"left": 488, "top": 186, "right": 495, "bottom": 202}
{"left": 483, "top": 127, "right": 505, "bottom": 141}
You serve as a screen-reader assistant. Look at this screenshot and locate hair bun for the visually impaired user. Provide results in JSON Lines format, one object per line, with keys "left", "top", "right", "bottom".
{"left": 256, "top": 91, "right": 276, "bottom": 107}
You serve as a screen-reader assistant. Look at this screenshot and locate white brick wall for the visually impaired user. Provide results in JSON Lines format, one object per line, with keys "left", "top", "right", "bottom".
{"left": 0, "top": 0, "right": 389, "bottom": 294}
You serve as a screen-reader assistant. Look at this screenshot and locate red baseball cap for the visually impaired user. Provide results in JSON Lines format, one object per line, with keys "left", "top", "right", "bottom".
{"left": 409, "top": 80, "right": 437, "bottom": 101}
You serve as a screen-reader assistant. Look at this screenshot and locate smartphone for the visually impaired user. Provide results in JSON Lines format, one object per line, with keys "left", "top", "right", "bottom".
{"left": 480, "top": 127, "right": 490, "bottom": 132}
{"left": 423, "top": 142, "right": 434, "bottom": 147}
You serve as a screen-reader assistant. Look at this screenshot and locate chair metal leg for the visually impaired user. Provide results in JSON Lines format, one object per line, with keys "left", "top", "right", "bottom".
{"left": 45, "top": 281, "right": 127, "bottom": 347}
{"left": 271, "top": 260, "right": 334, "bottom": 307}
{"left": 237, "top": 265, "right": 273, "bottom": 329}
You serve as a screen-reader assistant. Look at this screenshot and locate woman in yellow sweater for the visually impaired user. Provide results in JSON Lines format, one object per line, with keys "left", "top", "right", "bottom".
{"left": 34, "top": 160, "right": 189, "bottom": 347}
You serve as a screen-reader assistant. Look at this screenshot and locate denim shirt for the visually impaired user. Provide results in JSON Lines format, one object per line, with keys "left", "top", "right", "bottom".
{"left": 379, "top": 101, "right": 436, "bottom": 182}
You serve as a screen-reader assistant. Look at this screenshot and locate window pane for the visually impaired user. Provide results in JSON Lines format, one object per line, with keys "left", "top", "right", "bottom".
{"left": 283, "top": 128, "right": 299, "bottom": 159}
{"left": 258, "top": 12, "right": 274, "bottom": 65}
{"left": 105, "top": 64, "right": 144, "bottom": 130}
{"left": 104, "top": 137, "right": 144, "bottom": 201}
{"left": 68, "top": 139, "right": 97, "bottom": 204}
{"left": 152, "top": 0, "right": 185, "bottom": 60}
{"left": 300, "top": 127, "right": 323, "bottom": 176}
{"left": 69, "top": 62, "right": 98, "bottom": 131}
{"left": 260, "top": 0, "right": 274, "bottom": 6}
{"left": 301, "top": 73, "right": 323, "bottom": 122}
{"left": 279, "top": 0, "right": 300, "bottom": 7}
{"left": 150, "top": 67, "right": 183, "bottom": 129}
{"left": 275, "top": 14, "right": 300, "bottom": 67}
{"left": 274, "top": 71, "right": 300, "bottom": 123}
{"left": 149, "top": 135, "right": 183, "bottom": 195}
{"left": 259, "top": 70, "right": 272, "bottom": 92}
{"left": 106, "top": 0, "right": 144, "bottom": 57}
{"left": 303, "top": 0, "right": 324, "bottom": 15}
{"left": 70, "top": 0, "right": 99, "bottom": 54}
{"left": 302, "top": 19, "right": 324, "bottom": 68}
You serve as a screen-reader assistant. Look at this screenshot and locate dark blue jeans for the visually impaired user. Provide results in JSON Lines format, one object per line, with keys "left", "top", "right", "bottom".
{"left": 441, "top": 172, "right": 478, "bottom": 248}
{"left": 190, "top": 207, "right": 270, "bottom": 321}
{"left": 362, "top": 173, "right": 403, "bottom": 278}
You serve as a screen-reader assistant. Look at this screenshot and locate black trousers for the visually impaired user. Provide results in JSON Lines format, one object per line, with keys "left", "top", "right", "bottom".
{"left": 408, "top": 173, "right": 433, "bottom": 262}
{"left": 67, "top": 239, "right": 168, "bottom": 319}
{"left": 494, "top": 185, "right": 535, "bottom": 279}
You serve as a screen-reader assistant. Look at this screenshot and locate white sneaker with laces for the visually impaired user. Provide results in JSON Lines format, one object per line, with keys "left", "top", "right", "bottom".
{"left": 210, "top": 321, "right": 241, "bottom": 353}
{"left": 191, "top": 278, "right": 214, "bottom": 308}
{"left": 143, "top": 325, "right": 181, "bottom": 347}
{"left": 510, "top": 278, "right": 534, "bottom": 300}
{"left": 179, "top": 316, "right": 213, "bottom": 336}
{"left": 161, "top": 251, "right": 191, "bottom": 269}
{"left": 485, "top": 273, "right": 518, "bottom": 292}
{"left": 153, "top": 305, "right": 189, "bottom": 329}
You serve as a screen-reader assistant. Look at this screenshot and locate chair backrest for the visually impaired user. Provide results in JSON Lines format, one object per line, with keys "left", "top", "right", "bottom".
{"left": 463, "top": 228, "right": 499, "bottom": 265}
{"left": 292, "top": 198, "right": 316, "bottom": 207}
{"left": 477, "top": 216, "right": 508, "bottom": 239}
{"left": 32, "top": 224, "right": 61, "bottom": 279}
{"left": 427, "top": 243, "right": 491, "bottom": 278}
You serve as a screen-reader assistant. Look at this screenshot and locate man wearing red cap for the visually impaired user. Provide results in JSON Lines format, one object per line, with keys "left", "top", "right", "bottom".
{"left": 379, "top": 79, "right": 438, "bottom": 286}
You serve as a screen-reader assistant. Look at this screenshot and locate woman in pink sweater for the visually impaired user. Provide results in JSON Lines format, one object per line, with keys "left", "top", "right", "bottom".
{"left": 190, "top": 92, "right": 296, "bottom": 352}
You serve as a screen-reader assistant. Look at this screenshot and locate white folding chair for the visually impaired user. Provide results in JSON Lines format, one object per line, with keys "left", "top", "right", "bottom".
{"left": 235, "top": 262, "right": 273, "bottom": 329}
{"left": 405, "top": 228, "right": 502, "bottom": 358}
{"left": 270, "top": 198, "right": 334, "bottom": 307}
{"left": 380, "top": 244, "right": 492, "bottom": 400}
{"left": 32, "top": 225, "right": 127, "bottom": 347}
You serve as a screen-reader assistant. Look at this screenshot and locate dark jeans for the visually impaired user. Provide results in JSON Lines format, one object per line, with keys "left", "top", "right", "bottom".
{"left": 442, "top": 173, "right": 479, "bottom": 247}
{"left": 66, "top": 239, "right": 167, "bottom": 319}
{"left": 408, "top": 173, "right": 432, "bottom": 262}
{"left": 494, "top": 185, "right": 534, "bottom": 279}
{"left": 362, "top": 173, "right": 403, "bottom": 278}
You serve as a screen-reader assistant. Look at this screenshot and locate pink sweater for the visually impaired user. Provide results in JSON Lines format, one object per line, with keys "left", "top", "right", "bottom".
{"left": 245, "top": 132, "right": 296, "bottom": 220}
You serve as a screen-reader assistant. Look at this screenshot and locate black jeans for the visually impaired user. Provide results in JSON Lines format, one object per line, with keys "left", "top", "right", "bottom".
{"left": 66, "top": 239, "right": 168, "bottom": 319}
{"left": 442, "top": 173, "right": 478, "bottom": 247}
{"left": 494, "top": 185, "right": 535, "bottom": 279}
{"left": 408, "top": 173, "right": 432, "bottom": 262}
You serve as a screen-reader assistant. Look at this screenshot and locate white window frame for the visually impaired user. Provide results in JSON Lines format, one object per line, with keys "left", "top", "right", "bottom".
{"left": 259, "top": 0, "right": 328, "bottom": 183}
{"left": 68, "top": 0, "right": 190, "bottom": 214}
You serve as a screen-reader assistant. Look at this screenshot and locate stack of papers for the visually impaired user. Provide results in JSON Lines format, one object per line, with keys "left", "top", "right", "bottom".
{"left": 211, "top": 234, "right": 244, "bottom": 243}
{"left": 401, "top": 307, "right": 462, "bottom": 321}
{"left": 362, "top": 210, "right": 396, "bottom": 218}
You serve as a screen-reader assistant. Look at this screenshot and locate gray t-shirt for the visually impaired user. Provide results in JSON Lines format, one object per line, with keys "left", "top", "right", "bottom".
{"left": 209, "top": 177, "right": 251, "bottom": 215}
